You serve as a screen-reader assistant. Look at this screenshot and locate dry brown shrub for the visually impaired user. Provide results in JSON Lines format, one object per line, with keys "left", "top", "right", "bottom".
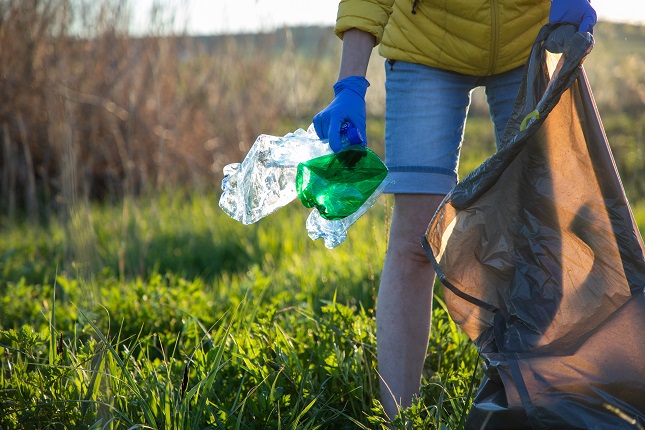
{"left": 0, "top": 0, "right": 340, "bottom": 220}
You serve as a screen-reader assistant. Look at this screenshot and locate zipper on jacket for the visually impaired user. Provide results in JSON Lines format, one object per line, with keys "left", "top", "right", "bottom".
{"left": 411, "top": 0, "right": 419, "bottom": 14}
{"left": 488, "top": 0, "right": 499, "bottom": 74}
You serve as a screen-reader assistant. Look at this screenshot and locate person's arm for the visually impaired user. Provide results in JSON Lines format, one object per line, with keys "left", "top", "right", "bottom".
{"left": 313, "top": 29, "right": 376, "bottom": 152}
{"left": 338, "top": 28, "right": 376, "bottom": 80}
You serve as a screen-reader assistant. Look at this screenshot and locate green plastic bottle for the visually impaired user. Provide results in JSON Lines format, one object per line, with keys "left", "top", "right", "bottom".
{"left": 295, "top": 146, "right": 389, "bottom": 220}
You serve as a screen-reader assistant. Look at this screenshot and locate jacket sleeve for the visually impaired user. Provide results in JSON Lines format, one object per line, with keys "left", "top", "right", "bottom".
{"left": 334, "top": 0, "right": 395, "bottom": 45}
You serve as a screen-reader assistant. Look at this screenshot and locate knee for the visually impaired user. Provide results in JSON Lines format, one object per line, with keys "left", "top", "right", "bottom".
{"left": 386, "top": 194, "right": 444, "bottom": 267}
{"left": 387, "top": 232, "right": 432, "bottom": 267}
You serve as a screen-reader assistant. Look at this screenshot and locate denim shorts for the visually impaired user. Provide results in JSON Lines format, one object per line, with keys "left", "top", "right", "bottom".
{"left": 384, "top": 60, "right": 524, "bottom": 195}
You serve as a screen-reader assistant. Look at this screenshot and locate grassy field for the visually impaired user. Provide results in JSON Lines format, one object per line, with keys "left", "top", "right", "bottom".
{"left": 3, "top": 190, "right": 645, "bottom": 429}
{"left": 0, "top": 191, "right": 482, "bottom": 429}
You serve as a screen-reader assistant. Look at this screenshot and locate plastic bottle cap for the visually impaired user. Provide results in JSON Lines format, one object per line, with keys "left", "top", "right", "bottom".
{"left": 346, "top": 126, "right": 364, "bottom": 146}
{"left": 341, "top": 122, "right": 364, "bottom": 146}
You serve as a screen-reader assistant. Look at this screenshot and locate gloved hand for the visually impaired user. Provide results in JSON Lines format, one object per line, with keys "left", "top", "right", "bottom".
{"left": 313, "top": 75, "right": 370, "bottom": 153}
{"left": 549, "top": 0, "right": 597, "bottom": 34}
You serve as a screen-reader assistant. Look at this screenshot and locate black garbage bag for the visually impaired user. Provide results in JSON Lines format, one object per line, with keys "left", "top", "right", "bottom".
{"left": 423, "top": 24, "right": 645, "bottom": 430}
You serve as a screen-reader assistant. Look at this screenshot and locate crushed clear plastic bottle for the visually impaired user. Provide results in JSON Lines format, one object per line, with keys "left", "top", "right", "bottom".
{"left": 219, "top": 125, "right": 331, "bottom": 225}
{"left": 219, "top": 124, "right": 393, "bottom": 248}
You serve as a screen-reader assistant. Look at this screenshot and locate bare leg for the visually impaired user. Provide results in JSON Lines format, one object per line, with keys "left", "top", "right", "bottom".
{"left": 377, "top": 193, "right": 445, "bottom": 421}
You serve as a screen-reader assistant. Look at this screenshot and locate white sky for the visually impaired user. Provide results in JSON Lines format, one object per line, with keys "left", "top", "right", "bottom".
{"left": 132, "top": 0, "right": 645, "bottom": 35}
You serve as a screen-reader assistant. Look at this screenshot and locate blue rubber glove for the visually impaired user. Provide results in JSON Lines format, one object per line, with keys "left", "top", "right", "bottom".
{"left": 549, "top": 0, "right": 597, "bottom": 34}
{"left": 313, "top": 76, "right": 370, "bottom": 153}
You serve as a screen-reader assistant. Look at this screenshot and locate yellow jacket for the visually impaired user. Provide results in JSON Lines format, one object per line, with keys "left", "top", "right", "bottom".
{"left": 335, "top": 0, "right": 550, "bottom": 76}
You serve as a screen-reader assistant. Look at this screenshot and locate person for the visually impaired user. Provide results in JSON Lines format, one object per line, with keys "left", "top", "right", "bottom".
{"left": 312, "top": 0, "right": 597, "bottom": 421}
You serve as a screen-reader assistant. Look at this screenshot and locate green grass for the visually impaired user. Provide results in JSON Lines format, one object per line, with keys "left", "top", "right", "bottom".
{"left": 0, "top": 191, "right": 481, "bottom": 429}
{"left": 3, "top": 178, "right": 645, "bottom": 429}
